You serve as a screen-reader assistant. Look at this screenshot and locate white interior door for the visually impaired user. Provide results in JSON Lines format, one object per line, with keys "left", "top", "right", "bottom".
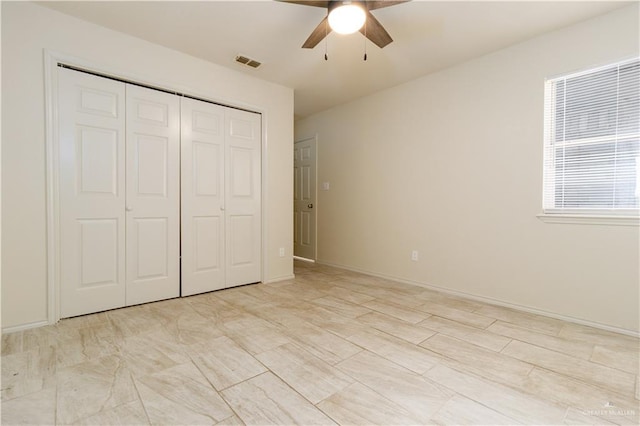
{"left": 59, "top": 67, "right": 126, "bottom": 318}
{"left": 294, "top": 137, "right": 316, "bottom": 260}
{"left": 225, "top": 108, "right": 262, "bottom": 286}
{"left": 125, "top": 85, "right": 180, "bottom": 305}
{"left": 180, "top": 97, "right": 226, "bottom": 296}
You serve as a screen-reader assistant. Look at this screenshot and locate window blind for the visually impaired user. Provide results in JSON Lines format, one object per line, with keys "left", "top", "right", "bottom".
{"left": 543, "top": 58, "right": 640, "bottom": 215}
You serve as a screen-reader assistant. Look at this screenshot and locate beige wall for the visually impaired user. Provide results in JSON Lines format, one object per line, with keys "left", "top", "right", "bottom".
{"left": 1, "top": 2, "right": 294, "bottom": 330}
{"left": 296, "top": 5, "right": 640, "bottom": 332}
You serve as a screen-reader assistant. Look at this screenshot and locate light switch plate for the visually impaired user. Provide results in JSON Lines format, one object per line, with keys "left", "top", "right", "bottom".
{"left": 322, "top": 182, "right": 330, "bottom": 191}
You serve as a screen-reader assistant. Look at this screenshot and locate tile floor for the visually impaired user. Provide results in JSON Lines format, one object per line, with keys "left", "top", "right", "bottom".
{"left": 2, "top": 260, "right": 639, "bottom": 425}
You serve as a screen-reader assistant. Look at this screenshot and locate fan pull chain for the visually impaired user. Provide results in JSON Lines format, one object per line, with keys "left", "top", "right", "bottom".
{"left": 363, "top": 20, "right": 368, "bottom": 61}
{"left": 324, "top": 16, "right": 329, "bottom": 61}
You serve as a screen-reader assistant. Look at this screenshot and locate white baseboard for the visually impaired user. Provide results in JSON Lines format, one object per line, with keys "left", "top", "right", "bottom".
{"left": 316, "top": 259, "right": 640, "bottom": 338}
{"left": 293, "top": 256, "right": 315, "bottom": 263}
{"left": 264, "top": 274, "right": 295, "bottom": 284}
{"left": 2, "top": 320, "right": 50, "bottom": 334}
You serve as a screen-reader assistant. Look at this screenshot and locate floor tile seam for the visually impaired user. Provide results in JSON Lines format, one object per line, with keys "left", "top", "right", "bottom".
{"left": 424, "top": 361, "right": 575, "bottom": 421}
{"left": 191, "top": 363, "right": 246, "bottom": 425}
{"left": 587, "top": 355, "right": 640, "bottom": 376}
{"left": 441, "top": 358, "right": 638, "bottom": 416}
{"left": 70, "top": 396, "right": 148, "bottom": 426}
{"left": 316, "top": 293, "right": 373, "bottom": 307}
{"left": 411, "top": 306, "right": 498, "bottom": 329}
{"left": 303, "top": 303, "right": 368, "bottom": 323}
{"left": 222, "top": 369, "right": 327, "bottom": 418}
{"left": 496, "top": 333, "right": 604, "bottom": 362}
{"left": 316, "top": 372, "right": 434, "bottom": 422}
{"left": 526, "top": 364, "right": 640, "bottom": 408}
{"left": 307, "top": 298, "right": 373, "bottom": 318}
{"left": 257, "top": 339, "right": 354, "bottom": 374}
{"left": 334, "top": 348, "right": 444, "bottom": 389}
{"left": 258, "top": 356, "right": 355, "bottom": 406}
{"left": 415, "top": 325, "right": 514, "bottom": 353}
{"left": 417, "top": 314, "right": 507, "bottom": 334}
{"left": 134, "top": 361, "right": 231, "bottom": 424}
{"left": 488, "top": 322, "right": 598, "bottom": 354}
{"left": 225, "top": 331, "right": 291, "bottom": 357}
{"left": 358, "top": 305, "right": 426, "bottom": 325}
{"left": 323, "top": 284, "right": 378, "bottom": 304}
{"left": 516, "top": 361, "right": 639, "bottom": 402}
{"left": 342, "top": 373, "right": 452, "bottom": 425}
{"left": 363, "top": 322, "right": 433, "bottom": 346}
{"left": 186, "top": 343, "right": 270, "bottom": 394}
{"left": 14, "top": 377, "right": 59, "bottom": 425}
{"left": 346, "top": 334, "right": 446, "bottom": 374}
{"left": 420, "top": 298, "right": 570, "bottom": 337}
{"left": 57, "top": 358, "right": 135, "bottom": 425}
{"left": 288, "top": 334, "right": 363, "bottom": 367}
{"left": 500, "top": 338, "right": 639, "bottom": 381}
{"left": 427, "top": 390, "right": 525, "bottom": 426}
{"left": 418, "top": 332, "right": 537, "bottom": 376}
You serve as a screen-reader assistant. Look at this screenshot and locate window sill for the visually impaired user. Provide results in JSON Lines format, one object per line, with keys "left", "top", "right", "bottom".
{"left": 536, "top": 214, "right": 640, "bottom": 226}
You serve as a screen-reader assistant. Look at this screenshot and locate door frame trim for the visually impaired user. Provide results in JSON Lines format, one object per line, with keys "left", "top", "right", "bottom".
{"left": 293, "top": 135, "right": 318, "bottom": 261}
{"left": 44, "top": 49, "right": 267, "bottom": 324}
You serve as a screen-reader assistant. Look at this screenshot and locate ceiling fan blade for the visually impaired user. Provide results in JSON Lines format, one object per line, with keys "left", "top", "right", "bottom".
{"left": 365, "top": 1, "right": 410, "bottom": 11}
{"left": 302, "top": 16, "right": 331, "bottom": 48}
{"left": 360, "top": 11, "right": 393, "bottom": 48}
{"left": 277, "top": 0, "right": 330, "bottom": 7}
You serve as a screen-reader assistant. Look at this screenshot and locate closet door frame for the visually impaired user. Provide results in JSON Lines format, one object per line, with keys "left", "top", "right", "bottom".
{"left": 44, "top": 50, "right": 267, "bottom": 325}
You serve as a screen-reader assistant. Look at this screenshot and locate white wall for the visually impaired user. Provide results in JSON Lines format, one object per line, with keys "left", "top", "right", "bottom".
{"left": 296, "top": 5, "right": 640, "bottom": 333}
{"left": 1, "top": 2, "right": 294, "bottom": 330}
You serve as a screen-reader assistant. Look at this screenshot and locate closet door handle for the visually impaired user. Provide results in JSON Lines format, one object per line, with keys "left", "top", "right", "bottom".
{"left": 126, "top": 206, "right": 133, "bottom": 212}
{"left": 220, "top": 206, "right": 225, "bottom": 211}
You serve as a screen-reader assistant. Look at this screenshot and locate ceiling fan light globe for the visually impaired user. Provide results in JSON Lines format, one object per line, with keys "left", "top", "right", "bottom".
{"left": 328, "top": 4, "right": 366, "bottom": 35}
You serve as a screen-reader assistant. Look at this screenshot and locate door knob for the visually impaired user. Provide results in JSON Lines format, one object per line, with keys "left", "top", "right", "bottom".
{"left": 126, "top": 206, "right": 133, "bottom": 212}
{"left": 307, "top": 203, "right": 313, "bottom": 209}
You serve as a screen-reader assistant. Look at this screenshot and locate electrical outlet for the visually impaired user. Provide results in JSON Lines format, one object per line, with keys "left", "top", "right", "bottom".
{"left": 279, "top": 247, "right": 285, "bottom": 257}
{"left": 411, "top": 250, "right": 419, "bottom": 261}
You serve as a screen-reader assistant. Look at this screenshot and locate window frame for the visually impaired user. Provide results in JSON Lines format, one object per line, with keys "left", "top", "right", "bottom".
{"left": 540, "top": 58, "right": 640, "bottom": 226}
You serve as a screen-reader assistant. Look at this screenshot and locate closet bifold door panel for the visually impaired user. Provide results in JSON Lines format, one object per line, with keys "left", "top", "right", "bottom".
{"left": 225, "top": 108, "right": 261, "bottom": 288}
{"left": 180, "top": 98, "right": 226, "bottom": 296}
{"left": 58, "top": 68, "right": 180, "bottom": 318}
{"left": 181, "top": 97, "right": 261, "bottom": 296}
{"left": 59, "top": 67, "right": 127, "bottom": 318}
{"left": 125, "top": 85, "right": 180, "bottom": 305}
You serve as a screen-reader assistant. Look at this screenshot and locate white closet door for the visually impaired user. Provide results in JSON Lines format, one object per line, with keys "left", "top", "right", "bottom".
{"left": 125, "top": 85, "right": 180, "bottom": 305}
{"left": 180, "top": 98, "right": 226, "bottom": 296}
{"left": 225, "top": 108, "right": 261, "bottom": 287}
{"left": 59, "top": 67, "right": 126, "bottom": 318}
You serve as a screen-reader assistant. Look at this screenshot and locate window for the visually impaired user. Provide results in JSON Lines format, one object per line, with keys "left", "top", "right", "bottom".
{"left": 542, "top": 58, "right": 640, "bottom": 219}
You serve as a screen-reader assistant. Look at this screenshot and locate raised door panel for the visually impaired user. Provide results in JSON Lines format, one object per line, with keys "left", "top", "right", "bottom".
{"left": 134, "top": 135, "right": 168, "bottom": 197}
{"left": 133, "top": 218, "right": 169, "bottom": 280}
{"left": 181, "top": 97, "right": 226, "bottom": 296}
{"left": 79, "top": 219, "right": 119, "bottom": 286}
{"left": 193, "top": 216, "right": 222, "bottom": 272}
{"left": 125, "top": 84, "right": 180, "bottom": 306}
{"left": 59, "top": 67, "right": 126, "bottom": 318}
{"left": 77, "top": 127, "right": 118, "bottom": 195}
{"left": 225, "top": 109, "right": 261, "bottom": 287}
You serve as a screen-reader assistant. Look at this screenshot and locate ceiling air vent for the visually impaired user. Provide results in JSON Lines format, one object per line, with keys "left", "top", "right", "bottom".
{"left": 235, "top": 55, "right": 262, "bottom": 69}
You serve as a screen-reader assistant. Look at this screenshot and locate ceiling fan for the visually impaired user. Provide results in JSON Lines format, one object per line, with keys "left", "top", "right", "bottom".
{"left": 280, "top": 1, "right": 410, "bottom": 49}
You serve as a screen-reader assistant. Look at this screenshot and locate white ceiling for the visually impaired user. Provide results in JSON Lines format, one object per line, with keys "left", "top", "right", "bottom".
{"left": 41, "top": 0, "right": 629, "bottom": 118}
